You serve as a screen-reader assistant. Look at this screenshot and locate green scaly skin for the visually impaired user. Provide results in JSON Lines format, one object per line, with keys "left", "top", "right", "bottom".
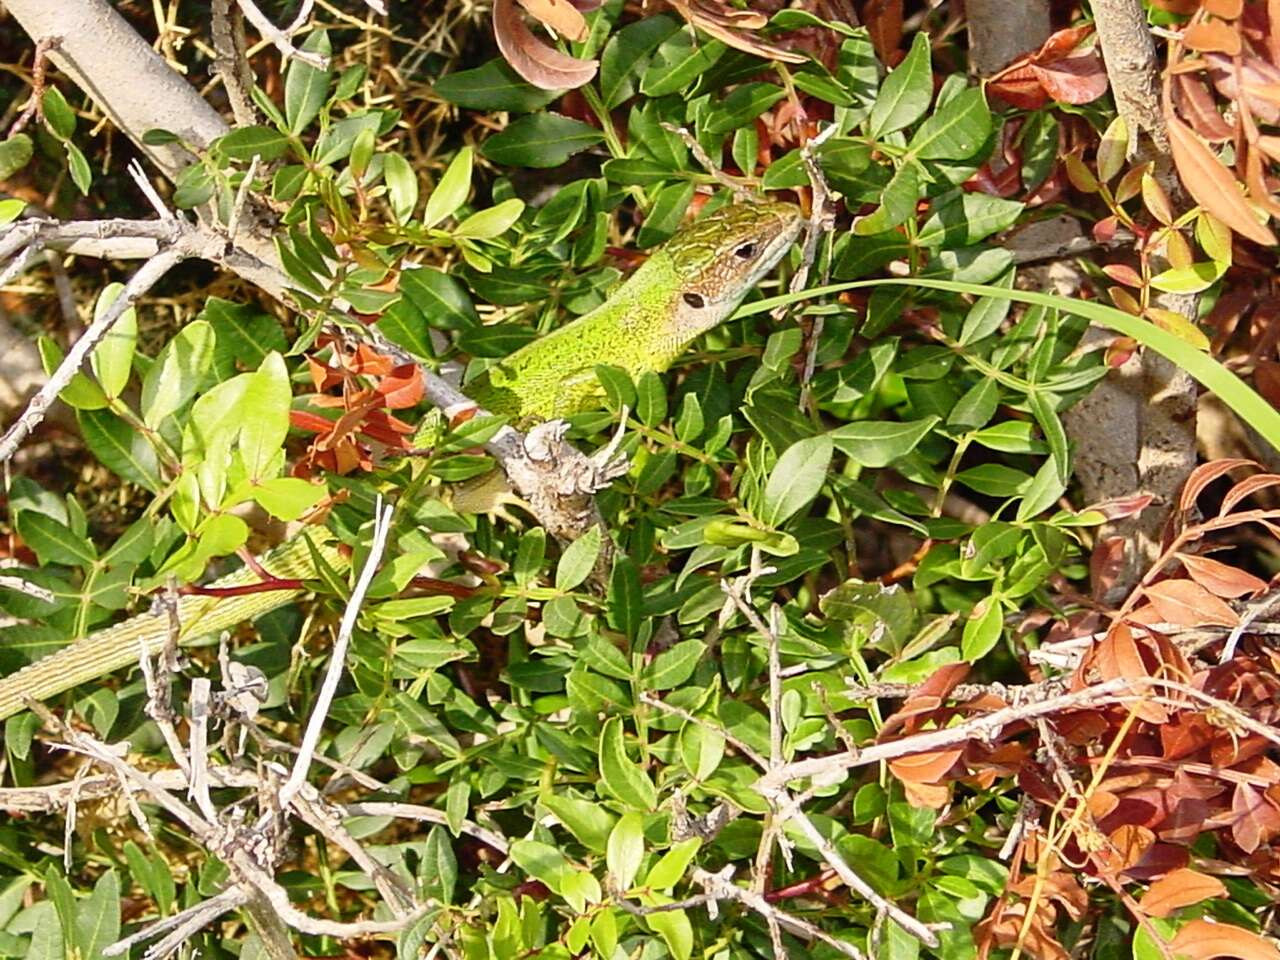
{"left": 0, "top": 201, "right": 803, "bottom": 721}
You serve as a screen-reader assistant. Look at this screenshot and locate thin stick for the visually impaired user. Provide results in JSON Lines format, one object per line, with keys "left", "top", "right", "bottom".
{"left": 278, "top": 498, "right": 393, "bottom": 809}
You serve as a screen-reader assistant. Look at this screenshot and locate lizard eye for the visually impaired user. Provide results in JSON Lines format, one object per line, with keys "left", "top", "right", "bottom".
{"left": 734, "top": 242, "right": 757, "bottom": 259}
{"left": 683, "top": 292, "right": 705, "bottom": 308}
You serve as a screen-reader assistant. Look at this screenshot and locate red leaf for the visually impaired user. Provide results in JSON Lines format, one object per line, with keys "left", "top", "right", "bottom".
{"left": 1144, "top": 579, "right": 1240, "bottom": 628}
{"left": 290, "top": 410, "right": 337, "bottom": 435}
{"left": 1031, "top": 52, "right": 1109, "bottom": 105}
{"left": 1102, "top": 263, "right": 1144, "bottom": 287}
{"left": 378, "top": 364, "right": 425, "bottom": 409}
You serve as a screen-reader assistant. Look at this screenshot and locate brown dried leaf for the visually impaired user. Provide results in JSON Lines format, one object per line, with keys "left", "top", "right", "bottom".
{"left": 889, "top": 748, "right": 963, "bottom": 785}
{"left": 1166, "top": 114, "right": 1277, "bottom": 246}
{"left": 1231, "top": 781, "right": 1280, "bottom": 853}
{"left": 1169, "top": 919, "right": 1280, "bottom": 960}
{"left": 1180, "top": 458, "right": 1257, "bottom": 511}
{"left": 518, "top": 0, "right": 588, "bottom": 42}
{"left": 1095, "top": 624, "right": 1167, "bottom": 722}
{"left": 1175, "top": 74, "right": 1235, "bottom": 141}
{"left": 1144, "top": 579, "right": 1240, "bottom": 628}
{"left": 1205, "top": 0, "right": 1244, "bottom": 17}
{"left": 1099, "top": 824, "right": 1155, "bottom": 873}
{"left": 665, "top": 0, "right": 807, "bottom": 64}
{"left": 1184, "top": 19, "right": 1243, "bottom": 56}
{"left": 1138, "top": 868, "right": 1227, "bottom": 918}
{"left": 1221, "top": 472, "right": 1280, "bottom": 513}
{"left": 493, "top": 0, "right": 598, "bottom": 90}
{"left": 1177, "top": 552, "right": 1267, "bottom": 598}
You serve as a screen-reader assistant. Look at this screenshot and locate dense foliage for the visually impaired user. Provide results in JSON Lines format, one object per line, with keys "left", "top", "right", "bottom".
{"left": 0, "top": 3, "right": 1279, "bottom": 960}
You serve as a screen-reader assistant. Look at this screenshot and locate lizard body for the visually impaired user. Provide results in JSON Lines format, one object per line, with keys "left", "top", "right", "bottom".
{"left": 0, "top": 201, "right": 803, "bottom": 721}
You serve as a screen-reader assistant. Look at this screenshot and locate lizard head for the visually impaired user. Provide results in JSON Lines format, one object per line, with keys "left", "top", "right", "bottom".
{"left": 664, "top": 200, "right": 804, "bottom": 339}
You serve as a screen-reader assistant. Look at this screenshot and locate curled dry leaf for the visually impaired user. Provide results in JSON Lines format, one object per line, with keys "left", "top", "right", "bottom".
{"left": 665, "top": 0, "right": 808, "bottom": 64}
{"left": 1220, "top": 472, "right": 1280, "bottom": 513}
{"left": 1166, "top": 114, "right": 1277, "bottom": 246}
{"left": 1179, "top": 458, "right": 1257, "bottom": 512}
{"left": 493, "top": 0, "right": 598, "bottom": 90}
{"left": 1144, "top": 579, "right": 1240, "bottom": 628}
{"left": 1176, "top": 552, "right": 1267, "bottom": 599}
{"left": 1168, "top": 919, "right": 1280, "bottom": 960}
{"left": 1138, "top": 868, "right": 1227, "bottom": 918}
{"left": 519, "top": 0, "right": 589, "bottom": 41}
{"left": 1174, "top": 74, "right": 1235, "bottom": 141}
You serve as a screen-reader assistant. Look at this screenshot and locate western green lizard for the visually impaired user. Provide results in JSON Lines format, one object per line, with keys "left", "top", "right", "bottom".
{"left": 0, "top": 200, "right": 803, "bottom": 721}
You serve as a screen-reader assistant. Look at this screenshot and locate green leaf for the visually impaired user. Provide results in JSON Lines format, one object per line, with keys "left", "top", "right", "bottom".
{"left": 89, "top": 283, "right": 137, "bottom": 401}
{"left": 853, "top": 161, "right": 920, "bottom": 235}
{"left": 601, "top": 16, "right": 680, "bottom": 108}
{"left": 1016, "top": 455, "right": 1068, "bottom": 521}
{"left": 745, "top": 275, "right": 1280, "bottom": 457}
{"left": 453, "top": 198, "right": 525, "bottom": 240}
{"left": 78, "top": 409, "right": 162, "bottom": 492}
{"left": 543, "top": 793, "right": 617, "bottom": 854}
{"left": 908, "top": 87, "right": 991, "bottom": 161}
{"left": 1148, "top": 261, "right": 1227, "bottom": 294}
{"left": 641, "top": 33, "right": 725, "bottom": 97}
{"left": 636, "top": 371, "right": 667, "bottom": 425}
{"left": 37, "top": 336, "right": 106, "bottom": 410}
{"left": 0, "top": 134, "right": 33, "bottom": 181}
{"left": 400, "top": 266, "right": 478, "bottom": 331}
{"left": 644, "top": 838, "right": 700, "bottom": 891}
{"left": 958, "top": 270, "right": 1014, "bottom": 345}
{"left": 383, "top": 152, "right": 418, "bottom": 224}
{"left": 917, "top": 192, "right": 1024, "bottom": 249}
{"left": 249, "top": 477, "right": 326, "bottom": 521}
{"left": 643, "top": 639, "right": 705, "bottom": 691}
{"left": 704, "top": 82, "right": 788, "bottom": 136}
{"left": 42, "top": 87, "right": 75, "bottom": 139}
{"left": 217, "top": 126, "right": 290, "bottom": 162}
{"left": 509, "top": 839, "right": 571, "bottom": 894}
{"left": 644, "top": 902, "right": 694, "bottom": 960}
{"left": 284, "top": 30, "right": 332, "bottom": 134}
{"left": 421, "top": 826, "right": 458, "bottom": 904}
{"left": 15, "top": 512, "right": 96, "bottom": 567}
{"left": 556, "top": 527, "right": 602, "bottom": 592}
{"left": 760, "top": 434, "right": 833, "bottom": 527}
{"left": 961, "top": 596, "right": 1003, "bottom": 661}
{"left": 606, "top": 812, "right": 645, "bottom": 890}
{"left": 948, "top": 377, "right": 999, "bottom": 431}
{"left": 433, "top": 59, "right": 562, "bottom": 112}
{"left": 607, "top": 554, "right": 642, "bottom": 643}
{"left": 869, "top": 32, "right": 932, "bottom": 137}
{"left": 830, "top": 417, "right": 938, "bottom": 468}
{"left": 678, "top": 721, "right": 725, "bottom": 780}
{"left": 238, "top": 352, "right": 290, "bottom": 482}
{"left": 423, "top": 146, "right": 473, "bottom": 229}
{"left": 599, "top": 717, "right": 657, "bottom": 811}
{"left": 141, "top": 320, "right": 215, "bottom": 428}
{"left": 481, "top": 114, "right": 603, "bottom": 168}
{"left": 75, "top": 870, "right": 120, "bottom": 960}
